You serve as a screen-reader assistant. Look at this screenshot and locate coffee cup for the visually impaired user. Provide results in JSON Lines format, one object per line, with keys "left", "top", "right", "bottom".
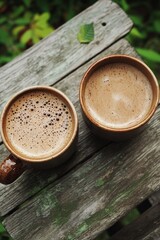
{"left": 79, "top": 55, "right": 159, "bottom": 140}
{"left": 0, "top": 86, "right": 78, "bottom": 184}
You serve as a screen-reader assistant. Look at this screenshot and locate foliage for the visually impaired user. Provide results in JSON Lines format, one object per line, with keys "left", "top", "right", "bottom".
{"left": 0, "top": 0, "right": 96, "bottom": 66}
{"left": 114, "top": 0, "right": 160, "bottom": 83}
{"left": 0, "top": 222, "right": 12, "bottom": 240}
{"left": 13, "top": 12, "right": 54, "bottom": 45}
{"left": 77, "top": 23, "right": 94, "bottom": 43}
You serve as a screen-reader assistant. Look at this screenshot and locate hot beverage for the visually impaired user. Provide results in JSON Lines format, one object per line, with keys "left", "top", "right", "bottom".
{"left": 0, "top": 86, "right": 78, "bottom": 184}
{"left": 84, "top": 63, "right": 153, "bottom": 129}
{"left": 4, "top": 89, "right": 74, "bottom": 160}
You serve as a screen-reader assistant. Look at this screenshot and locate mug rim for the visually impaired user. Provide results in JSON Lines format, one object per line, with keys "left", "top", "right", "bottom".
{"left": 79, "top": 54, "right": 159, "bottom": 133}
{"left": 0, "top": 86, "right": 78, "bottom": 163}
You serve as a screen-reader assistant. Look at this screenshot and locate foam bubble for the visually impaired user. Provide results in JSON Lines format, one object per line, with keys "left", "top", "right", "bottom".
{"left": 5, "top": 90, "right": 74, "bottom": 159}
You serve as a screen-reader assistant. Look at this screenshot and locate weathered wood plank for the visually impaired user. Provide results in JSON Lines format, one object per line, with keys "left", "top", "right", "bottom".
{"left": 0, "top": 0, "right": 133, "bottom": 114}
{"left": 142, "top": 226, "right": 160, "bottom": 240}
{"left": 0, "top": 39, "right": 139, "bottom": 217}
{"left": 110, "top": 204, "right": 160, "bottom": 240}
{"left": 149, "top": 189, "right": 160, "bottom": 206}
{"left": 3, "top": 107, "right": 160, "bottom": 240}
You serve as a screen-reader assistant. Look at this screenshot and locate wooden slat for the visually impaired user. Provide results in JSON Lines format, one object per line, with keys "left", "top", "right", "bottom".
{"left": 0, "top": 0, "right": 133, "bottom": 115}
{"left": 0, "top": 39, "right": 139, "bottom": 217}
{"left": 3, "top": 107, "right": 160, "bottom": 240}
{"left": 142, "top": 226, "right": 160, "bottom": 240}
{"left": 110, "top": 204, "right": 160, "bottom": 240}
{"left": 149, "top": 190, "right": 160, "bottom": 206}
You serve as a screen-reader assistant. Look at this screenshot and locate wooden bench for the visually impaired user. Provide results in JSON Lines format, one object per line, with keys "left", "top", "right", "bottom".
{"left": 0, "top": 0, "right": 160, "bottom": 239}
{"left": 109, "top": 198, "right": 160, "bottom": 240}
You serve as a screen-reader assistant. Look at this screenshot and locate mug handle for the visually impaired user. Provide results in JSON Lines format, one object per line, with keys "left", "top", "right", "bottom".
{"left": 0, "top": 155, "right": 26, "bottom": 185}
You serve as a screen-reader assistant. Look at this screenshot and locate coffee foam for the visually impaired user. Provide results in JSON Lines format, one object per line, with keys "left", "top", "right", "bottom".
{"left": 5, "top": 90, "right": 73, "bottom": 159}
{"left": 84, "top": 63, "right": 153, "bottom": 129}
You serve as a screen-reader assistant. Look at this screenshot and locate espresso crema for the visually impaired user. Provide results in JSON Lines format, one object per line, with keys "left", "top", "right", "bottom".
{"left": 5, "top": 90, "right": 74, "bottom": 159}
{"left": 84, "top": 63, "right": 153, "bottom": 128}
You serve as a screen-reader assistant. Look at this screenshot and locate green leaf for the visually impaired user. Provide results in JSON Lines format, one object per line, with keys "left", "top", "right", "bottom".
{"left": 13, "top": 26, "right": 25, "bottom": 36}
{"left": 35, "top": 12, "right": 51, "bottom": 28}
{"left": 24, "top": 11, "right": 32, "bottom": 21}
{"left": 0, "top": 223, "right": 5, "bottom": 233}
{"left": 65, "top": 6, "right": 76, "bottom": 21}
{"left": 0, "top": 2, "right": 4, "bottom": 8}
{"left": 36, "top": 20, "right": 48, "bottom": 29}
{"left": 130, "top": 27, "right": 146, "bottom": 39}
{"left": 153, "top": 20, "right": 160, "bottom": 33}
{"left": 33, "top": 12, "right": 50, "bottom": 24}
{"left": 130, "top": 15, "right": 143, "bottom": 26}
{"left": 23, "top": 0, "right": 31, "bottom": 7}
{"left": 136, "top": 48, "right": 160, "bottom": 63}
{"left": 12, "top": 6, "right": 25, "bottom": 18}
{"left": 43, "top": 27, "right": 53, "bottom": 36}
{"left": 77, "top": 23, "right": 94, "bottom": 44}
{"left": 0, "top": 29, "right": 10, "bottom": 45}
{"left": 20, "top": 29, "right": 32, "bottom": 44}
{"left": 32, "top": 33, "right": 40, "bottom": 44}
{"left": 0, "top": 17, "right": 7, "bottom": 24}
{"left": 39, "top": 12, "right": 50, "bottom": 22}
{"left": 14, "top": 18, "right": 30, "bottom": 25}
{"left": 35, "top": 27, "right": 53, "bottom": 38}
{"left": 121, "top": 0, "right": 129, "bottom": 11}
{"left": 33, "top": 13, "right": 40, "bottom": 21}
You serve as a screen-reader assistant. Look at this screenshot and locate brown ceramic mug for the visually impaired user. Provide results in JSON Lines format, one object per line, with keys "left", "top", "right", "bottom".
{"left": 79, "top": 55, "right": 159, "bottom": 140}
{"left": 0, "top": 86, "right": 78, "bottom": 184}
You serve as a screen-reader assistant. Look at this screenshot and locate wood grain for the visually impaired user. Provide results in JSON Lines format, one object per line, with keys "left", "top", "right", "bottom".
{"left": 149, "top": 190, "right": 160, "bottom": 206}
{"left": 0, "top": 39, "right": 139, "bottom": 217}
{"left": 3, "top": 106, "right": 160, "bottom": 240}
{"left": 142, "top": 226, "right": 160, "bottom": 240}
{"left": 110, "top": 204, "right": 160, "bottom": 240}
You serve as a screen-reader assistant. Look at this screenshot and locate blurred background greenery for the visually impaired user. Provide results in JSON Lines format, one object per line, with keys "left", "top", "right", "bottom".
{"left": 0, "top": 0, "right": 160, "bottom": 239}
{"left": 0, "top": 0, "right": 97, "bottom": 66}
